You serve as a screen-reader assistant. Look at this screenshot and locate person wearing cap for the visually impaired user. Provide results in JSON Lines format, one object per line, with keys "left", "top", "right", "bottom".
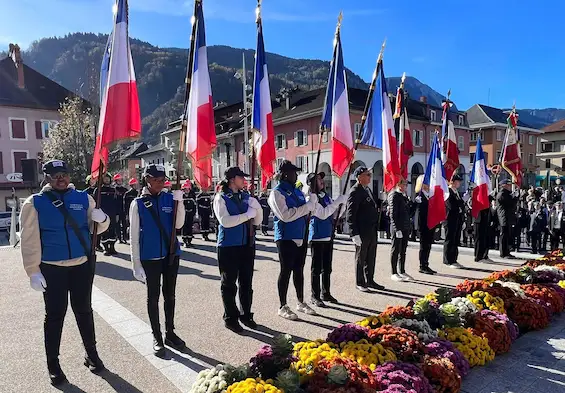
{"left": 473, "top": 193, "right": 493, "bottom": 263}
{"left": 94, "top": 173, "right": 118, "bottom": 256}
{"left": 213, "top": 167, "right": 263, "bottom": 332}
{"left": 443, "top": 174, "right": 465, "bottom": 268}
{"left": 113, "top": 174, "right": 128, "bottom": 244}
{"left": 84, "top": 175, "right": 96, "bottom": 196}
{"left": 182, "top": 181, "right": 197, "bottom": 247}
{"left": 496, "top": 179, "right": 519, "bottom": 259}
{"left": 129, "top": 164, "right": 186, "bottom": 357}
{"left": 307, "top": 172, "right": 347, "bottom": 306}
{"left": 388, "top": 178, "right": 413, "bottom": 282}
{"left": 346, "top": 166, "right": 385, "bottom": 292}
{"left": 414, "top": 175, "right": 438, "bottom": 275}
{"left": 197, "top": 189, "right": 213, "bottom": 241}
{"left": 19, "top": 160, "right": 110, "bottom": 385}
{"left": 259, "top": 191, "right": 271, "bottom": 235}
{"left": 123, "top": 178, "right": 139, "bottom": 242}
{"left": 268, "top": 160, "right": 319, "bottom": 320}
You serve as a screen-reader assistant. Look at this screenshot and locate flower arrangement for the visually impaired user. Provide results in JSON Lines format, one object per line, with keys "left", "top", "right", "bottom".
{"left": 482, "top": 284, "right": 519, "bottom": 303}
{"left": 306, "top": 362, "right": 376, "bottom": 393}
{"left": 498, "top": 281, "right": 527, "bottom": 298}
{"left": 466, "top": 291, "right": 506, "bottom": 314}
{"left": 392, "top": 318, "right": 438, "bottom": 342}
{"left": 380, "top": 306, "right": 415, "bottom": 321}
{"left": 438, "top": 327, "right": 495, "bottom": 367}
{"left": 327, "top": 324, "right": 369, "bottom": 346}
{"left": 367, "top": 325, "right": 425, "bottom": 362}
{"left": 448, "top": 297, "right": 479, "bottom": 323}
{"left": 373, "top": 362, "right": 434, "bottom": 393}
{"left": 226, "top": 378, "right": 282, "bottom": 393}
{"left": 533, "top": 265, "right": 565, "bottom": 283}
{"left": 250, "top": 334, "right": 296, "bottom": 380}
{"left": 338, "top": 339, "right": 397, "bottom": 370}
{"left": 356, "top": 315, "right": 391, "bottom": 329}
{"left": 485, "top": 270, "right": 518, "bottom": 283}
{"left": 504, "top": 297, "right": 549, "bottom": 331}
{"left": 190, "top": 365, "right": 231, "bottom": 393}
{"left": 548, "top": 283, "right": 565, "bottom": 304}
{"left": 559, "top": 280, "right": 565, "bottom": 289}
{"left": 412, "top": 299, "right": 445, "bottom": 330}
{"left": 514, "top": 266, "right": 537, "bottom": 284}
{"left": 521, "top": 284, "right": 565, "bottom": 314}
{"left": 421, "top": 356, "right": 461, "bottom": 393}
{"left": 438, "top": 303, "right": 463, "bottom": 328}
{"left": 424, "top": 292, "right": 437, "bottom": 302}
{"left": 311, "top": 357, "right": 378, "bottom": 390}
{"left": 293, "top": 341, "right": 339, "bottom": 378}
{"left": 470, "top": 313, "right": 512, "bottom": 354}
{"left": 424, "top": 338, "right": 470, "bottom": 377}
{"left": 456, "top": 280, "right": 489, "bottom": 294}
{"left": 479, "top": 309, "right": 519, "bottom": 342}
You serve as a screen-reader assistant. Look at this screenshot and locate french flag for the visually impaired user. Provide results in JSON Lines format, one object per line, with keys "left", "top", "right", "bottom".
{"left": 470, "top": 138, "right": 491, "bottom": 218}
{"left": 424, "top": 133, "right": 449, "bottom": 229}
{"left": 360, "top": 63, "right": 400, "bottom": 192}
{"left": 393, "top": 80, "right": 413, "bottom": 180}
{"left": 320, "top": 27, "right": 353, "bottom": 177}
{"left": 185, "top": 0, "right": 216, "bottom": 191}
{"left": 92, "top": 0, "right": 141, "bottom": 177}
{"left": 252, "top": 13, "right": 276, "bottom": 189}
{"left": 441, "top": 99, "right": 459, "bottom": 181}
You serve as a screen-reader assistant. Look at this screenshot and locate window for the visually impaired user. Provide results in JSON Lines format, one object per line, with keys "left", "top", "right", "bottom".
{"left": 295, "top": 155, "right": 306, "bottom": 172}
{"left": 294, "top": 129, "right": 307, "bottom": 147}
{"left": 412, "top": 130, "right": 423, "bottom": 147}
{"left": 542, "top": 142, "right": 554, "bottom": 153}
{"left": 458, "top": 115, "right": 464, "bottom": 126}
{"left": 9, "top": 118, "right": 27, "bottom": 140}
{"left": 496, "top": 150, "right": 502, "bottom": 162}
{"left": 354, "top": 123, "right": 362, "bottom": 137}
{"left": 276, "top": 158, "right": 284, "bottom": 170}
{"left": 430, "top": 110, "right": 437, "bottom": 122}
{"left": 275, "top": 134, "right": 286, "bottom": 149}
{"left": 12, "top": 150, "right": 28, "bottom": 173}
{"left": 529, "top": 135, "right": 534, "bottom": 145}
{"left": 470, "top": 132, "right": 483, "bottom": 142}
{"left": 529, "top": 154, "right": 535, "bottom": 165}
{"left": 457, "top": 136, "right": 464, "bottom": 152}
{"left": 0, "top": 152, "right": 3, "bottom": 174}
{"left": 322, "top": 130, "right": 329, "bottom": 143}
{"left": 496, "top": 130, "right": 503, "bottom": 141}
{"left": 40, "top": 120, "right": 57, "bottom": 138}
{"left": 546, "top": 159, "right": 551, "bottom": 169}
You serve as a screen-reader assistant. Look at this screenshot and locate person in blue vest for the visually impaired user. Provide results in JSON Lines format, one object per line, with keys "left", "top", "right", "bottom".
{"left": 129, "top": 164, "right": 186, "bottom": 357}
{"left": 213, "top": 167, "right": 263, "bottom": 333}
{"left": 20, "top": 160, "right": 110, "bottom": 386}
{"left": 268, "top": 160, "right": 319, "bottom": 320}
{"left": 307, "top": 172, "right": 347, "bottom": 307}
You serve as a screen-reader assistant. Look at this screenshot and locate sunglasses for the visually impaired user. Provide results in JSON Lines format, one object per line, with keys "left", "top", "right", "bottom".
{"left": 50, "top": 173, "right": 70, "bottom": 180}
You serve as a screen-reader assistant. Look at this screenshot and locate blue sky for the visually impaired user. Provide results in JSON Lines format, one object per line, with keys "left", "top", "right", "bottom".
{"left": 1, "top": 0, "right": 564, "bottom": 110}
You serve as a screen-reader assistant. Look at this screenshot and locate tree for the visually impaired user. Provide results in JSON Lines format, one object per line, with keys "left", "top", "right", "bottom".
{"left": 43, "top": 96, "right": 95, "bottom": 186}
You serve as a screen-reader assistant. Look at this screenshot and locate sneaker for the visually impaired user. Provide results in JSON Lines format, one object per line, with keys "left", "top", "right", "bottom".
{"left": 239, "top": 315, "right": 258, "bottom": 329}
{"left": 153, "top": 339, "right": 166, "bottom": 357}
{"left": 225, "top": 319, "right": 244, "bottom": 333}
{"left": 449, "top": 262, "right": 464, "bottom": 269}
{"left": 356, "top": 285, "right": 369, "bottom": 293}
{"left": 278, "top": 305, "right": 298, "bottom": 320}
{"left": 165, "top": 332, "right": 186, "bottom": 350}
{"left": 391, "top": 274, "right": 405, "bottom": 282}
{"left": 321, "top": 294, "right": 338, "bottom": 303}
{"left": 297, "top": 302, "right": 318, "bottom": 316}
{"left": 400, "top": 273, "right": 414, "bottom": 281}
{"left": 310, "top": 298, "right": 326, "bottom": 308}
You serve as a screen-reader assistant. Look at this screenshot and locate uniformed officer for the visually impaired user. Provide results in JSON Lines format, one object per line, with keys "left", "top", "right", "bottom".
{"left": 123, "top": 178, "right": 139, "bottom": 242}
{"left": 268, "top": 160, "right": 318, "bottom": 320}
{"left": 129, "top": 164, "right": 186, "bottom": 357}
{"left": 182, "top": 181, "right": 196, "bottom": 247}
{"left": 213, "top": 167, "right": 263, "bottom": 332}
{"left": 444, "top": 174, "right": 465, "bottom": 268}
{"left": 20, "top": 160, "right": 110, "bottom": 385}
{"left": 259, "top": 191, "right": 271, "bottom": 235}
{"left": 84, "top": 175, "right": 96, "bottom": 196}
{"left": 95, "top": 173, "right": 118, "bottom": 255}
{"left": 197, "top": 190, "right": 213, "bottom": 241}
{"left": 413, "top": 175, "right": 437, "bottom": 275}
{"left": 113, "top": 174, "right": 128, "bottom": 244}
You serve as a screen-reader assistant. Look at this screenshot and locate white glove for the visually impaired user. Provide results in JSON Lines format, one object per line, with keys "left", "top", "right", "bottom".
{"left": 132, "top": 262, "right": 146, "bottom": 284}
{"left": 172, "top": 190, "right": 184, "bottom": 202}
{"left": 308, "top": 193, "right": 318, "bottom": 205}
{"left": 91, "top": 208, "right": 107, "bottom": 223}
{"left": 248, "top": 197, "right": 261, "bottom": 210}
{"left": 462, "top": 192, "right": 470, "bottom": 202}
{"left": 415, "top": 195, "right": 422, "bottom": 203}
{"left": 30, "top": 272, "right": 47, "bottom": 292}
{"left": 395, "top": 231, "right": 403, "bottom": 238}
{"left": 335, "top": 195, "right": 347, "bottom": 205}
{"left": 245, "top": 209, "right": 257, "bottom": 220}
{"left": 352, "top": 235, "right": 362, "bottom": 247}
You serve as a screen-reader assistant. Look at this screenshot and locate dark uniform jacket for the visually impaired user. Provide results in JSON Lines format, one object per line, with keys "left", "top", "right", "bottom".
{"left": 446, "top": 188, "right": 465, "bottom": 228}
{"left": 115, "top": 185, "right": 128, "bottom": 213}
{"left": 124, "top": 188, "right": 139, "bottom": 213}
{"left": 496, "top": 188, "right": 518, "bottom": 227}
{"left": 388, "top": 189, "right": 411, "bottom": 234}
{"left": 95, "top": 185, "right": 117, "bottom": 216}
{"left": 346, "top": 183, "right": 379, "bottom": 237}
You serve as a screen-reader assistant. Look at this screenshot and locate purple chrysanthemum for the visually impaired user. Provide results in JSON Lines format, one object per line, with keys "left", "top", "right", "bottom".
{"left": 424, "top": 339, "right": 470, "bottom": 377}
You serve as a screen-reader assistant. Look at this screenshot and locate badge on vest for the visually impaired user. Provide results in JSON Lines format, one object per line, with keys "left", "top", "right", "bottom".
{"left": 69, "top": 203, "right": 84, "bottom": 211}
{"left": 162, "top": 206, "right": 173, "bottom": 213}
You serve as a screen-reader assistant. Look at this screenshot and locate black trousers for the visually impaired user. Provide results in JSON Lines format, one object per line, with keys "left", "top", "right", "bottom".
{"left": 101, "top": 214, "right": 117, "bottom": 243}
{"left": 530, "top": 231, "right": 542, "bottom": 253}
{"left": 550, "top": 230, "right": 564, "bottom": 251}
{"left": 41, "top": 262, "right": 96, "bottom": 363}
{"left": 419, "top": 228, "right": 434, "bottom": 268}
{"left": 261, "top": 211, "right": 270, "bottom": 232}
{"left": 200, "top": 213, "right": 211, "bottom": 233}
{"left": 276, "top": 240, "right": 307, "bottom": 307}
{"left": 499, "top": 225, "right": 512, "bottom": 257}
{"left": 182, "top": 214, "right": 194, "bottom": 242}
{"left": 217, "top": 245, "right": 254, "bottom": 321}
{"left": 310, "top": 241, "right": 333, "bottom": 299}
{"left": 543, "top": 229, "right": 549, "bottom": 251}
{"left": 141, "top": 256, "right": 180, "bottom": 342}
{"left": 390, "top": 232, "right": 408, "bottom": 275}
{"left": 355, "top": 231, "right": 377, "bottom": 287}
{"left": 116, "top": 212, "right": 127, "bottom": 241}
{"left": 443, "top": 222, "right": 461, "bottom": 265}
{"left": 474, "top": 221, "right": 490, "bottom": 262}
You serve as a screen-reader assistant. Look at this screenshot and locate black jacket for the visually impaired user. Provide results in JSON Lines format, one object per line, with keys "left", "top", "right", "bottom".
{"left": 124, "top": 188, "right": 138, "bottom": 213}
{"left": 196, "top": 192, "right": 212, "bottom": 217}
{"left": 95, "top": 185, "right": 117, "bottom": 216}
{"left": 115, "top": 185, "right": 128, "bottom": 213}
{"left": 496, "top": 188, "right": 518, "bottom": 227}
{"left": 346, "top": 183, "right": 379, "bottom": 237}
{"left": 446, "top": 188, "right": 464, "bottom": 228}
{"left": 388, "top": 189, "right": 410, "bottom": 234}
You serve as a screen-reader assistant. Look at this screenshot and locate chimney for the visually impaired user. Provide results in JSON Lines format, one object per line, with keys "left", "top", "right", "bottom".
{"left": 285, "top": 95, "right": 291, "bottom": 111}
{"left": 419, "top": 96, "right": 427, "bottom": 104}
{"left": 8, "top": 44, "right": 24, "bottom": 89}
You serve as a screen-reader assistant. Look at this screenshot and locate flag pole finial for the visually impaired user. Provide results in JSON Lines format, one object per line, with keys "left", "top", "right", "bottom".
{"left": 256, "top": 0, "right": 262, "bottom": 23}
{"left": 377, "top": 38, "right": 386, "bottom": 63}
{"left": 400, "top": 72, "right": 406, "bottom": 89}
{"left": 337, "top": 11, "right": 343, "bottom": 30}
{"left": 447, "top": 89, "right": 451, "bottom": 100}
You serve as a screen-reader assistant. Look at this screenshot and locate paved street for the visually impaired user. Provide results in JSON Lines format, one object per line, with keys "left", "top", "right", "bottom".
{"left": 1, "top": 235, "right": 564, "bottom": 393}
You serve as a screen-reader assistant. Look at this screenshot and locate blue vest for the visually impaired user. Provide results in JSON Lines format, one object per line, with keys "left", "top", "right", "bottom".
{"left": 136, "top": 192, "right": 180, "bottom": 261}
{"left": 33, "top": 189, "right": 91, "bottom": 262}
{"left": 309, "top": 192, "right": 333, "bottom": 241}
{"left": 217, "top": 191, "right": 250, "bottom": 247}
{"left": 274, "top": 181, "right": 307, "bottom": 241}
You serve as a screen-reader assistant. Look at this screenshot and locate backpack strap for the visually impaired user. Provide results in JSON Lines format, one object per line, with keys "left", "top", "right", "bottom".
{"left": 140, "top": 196, "right": 173, "bottom": 253}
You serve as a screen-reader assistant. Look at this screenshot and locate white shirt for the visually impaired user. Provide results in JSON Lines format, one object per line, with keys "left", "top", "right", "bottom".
{"left": 212, "top": 192, "right": 262, "bottom": 228}
{"left": 268, "top": 188, "right": 312, "bottom": 247}
{"left": 129, "top": 187, "right": 185, "bottom": 264}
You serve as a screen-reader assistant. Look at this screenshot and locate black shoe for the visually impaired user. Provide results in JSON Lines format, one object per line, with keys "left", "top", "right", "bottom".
{"left": 153, "top": 339, "right": 166, "bottom": 357}
{"left": 321, "top": 294, "right": 338, "bottom": 303}
{"left": 367, "top": 282, "right": 385, "bottom": 290}
{"left": 239, "top": 315, "right": 258, "bottom": 329}
{"left": 96, "top": 245, "right": 104, "bottom": 252}
{"left": 504, "top": 254, "right": 517, "bottom": 259}
{"left": 48, "top": 360, "right": 67, "bottom": 386}
{"left": 165, "top": 332, "right": 186, "bottom": 350}
{"left": 84, "top": 350, "right": 105, "bottom": 374}
{"left": 419, "top": 267, "right": 436, "bottom": 275}
{"left": 356, "top": 285, "right": 369, "bottom": 293}
{"left": 310, "top": 297, "right": 326, "bottom": 307}
{"left": 225, "top": 319, "right": 244, "bottom": 333}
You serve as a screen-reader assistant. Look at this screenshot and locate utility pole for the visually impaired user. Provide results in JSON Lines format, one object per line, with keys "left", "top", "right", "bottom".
{"left": 242, "top": 52, "right": 250, "bottom": 174}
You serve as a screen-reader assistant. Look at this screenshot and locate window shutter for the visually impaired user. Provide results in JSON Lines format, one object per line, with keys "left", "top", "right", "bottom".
{"left": 294, "top": 131, "right": 298, "bottom": 147}
{"left": 35, "top": 121, "right": 43, "bottom": 139}
{"left": 0, "top": 152, "right": 3, "bottom": 174}
{"left": 283, "top": 135, "right": 287, "bottom": 148}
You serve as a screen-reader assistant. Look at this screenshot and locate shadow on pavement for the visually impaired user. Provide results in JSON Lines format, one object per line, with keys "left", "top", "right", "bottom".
{"left": 178, "top": 264, "right": 220, "bottom": 281}
{"left": 100, "top": 370, "right": 144, "bottom": 393}
{"left": 157, "top": 349, "right": 210, "bottom": 373}
{"left": 180, "top": 250, "right": 218, "bottom": 266}
{"left": 55, "top": 384, "right": 87, "bottom": 393}
{"left": 334, "top": 302, "right": 381, "bottom": 315}
{"left": 297, "top": 318, "right": 337, "bottom": 331}
{"left": 435, "top": 272, "right": 476, "bottom": 281}
{"left": 179, "top": 347, "right": 224, "bottom": 369}
{"left": 316, "top": 313, "right": 351, "bottom": 325}
{"left": 411, "top": 280, "right": 456, "bottom": 289}
{"left": 461, "top": 266, "right": 495, "bottom": 274}
{"left": 95, "top": 261, "right": 136, "bottom": 281}
{"left": 253, "top": 325, "right": 310, "bottom": 344}
{"left": 373, "top": 288, "right": 424, "bottom": 299}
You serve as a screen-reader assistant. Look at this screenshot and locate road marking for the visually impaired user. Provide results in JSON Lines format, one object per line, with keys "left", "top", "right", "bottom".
{"left": 91, "top": 285, "right": 210, "bottom": 392}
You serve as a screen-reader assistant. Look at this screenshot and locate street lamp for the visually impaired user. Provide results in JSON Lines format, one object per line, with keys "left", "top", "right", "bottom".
{"left": 234, "top": 54, "right": 253, "bottom": 173}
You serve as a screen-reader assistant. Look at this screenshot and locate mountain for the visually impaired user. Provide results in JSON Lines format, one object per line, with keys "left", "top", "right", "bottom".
{"left": 513, "top": 109, "right": 565, "bottom": 129}
{"left": 386, "top": 76, "right": 457, "bottom": 110}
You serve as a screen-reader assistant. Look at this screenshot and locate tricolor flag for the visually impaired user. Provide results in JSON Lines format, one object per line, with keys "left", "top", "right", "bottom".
{"left": 92, "top": 0, "right": 141, "bottom": 178}
{"left": 185, "top": 0, "right": 216, "bottom": 191}
{"left": 501, "top": 109, "right": 522, "bottom": 187}
{"left": 470, "top": 138, "right": 491, "bottom": 218}
{"left": 441, "top": 97, "right": 459, "bottom": 181}
{"left": 100, "top": 31, "right": 113, "bottom": 105}
{"left": 393, "top": 77, "right": 413, "bottom": 180}
{"left": 360, "top": 63, "right": 400, "bottom": 192}
{"left": 320, "top": 24, "right": 353, "bottom": 177}
{"left": 423, "top": 133, "right": 449, "bottom": 229}
{"left": 252, "top": 10, "right": 276, "bottom": 189}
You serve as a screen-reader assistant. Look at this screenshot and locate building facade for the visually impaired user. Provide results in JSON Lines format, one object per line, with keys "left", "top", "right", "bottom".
{"left": 538, "top": 120, "right": 565, "bottom": 186}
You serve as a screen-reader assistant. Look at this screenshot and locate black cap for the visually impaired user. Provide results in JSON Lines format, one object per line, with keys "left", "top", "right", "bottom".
{"left": 42, "top": 160, "right": 69, "bottom": 175}
{"left": 278, "top": 160, "right": 301, "bottom": 173}
{"left": 353, "top": 166, "right": 371, "bottom": 178}
{"left": 451, "top": 174, "right": 463, "bottom": 181}
{"left": 143, "top": 164, "right": 166, "bottom": 178}
{"left": 224, "top": 166, "right": 249, "bottom": 180}
{"left": 306, "top": 172, "right": 325, "bottom": 185}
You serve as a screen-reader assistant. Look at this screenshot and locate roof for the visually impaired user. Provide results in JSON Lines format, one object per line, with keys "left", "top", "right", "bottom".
{"left": 542, "top": 119, "right": 565, "bottom": 133}
{"left": 466, "top": 104, "right": 533, "bottom": 128}
{"left": 120, "top": 142, "right": 148, "bottom": 159}
{"left": 136, "top": 143, "right": 166, "bottom": 156}
{"left": 0, "top": 56, "right": 86, "bottom": 110}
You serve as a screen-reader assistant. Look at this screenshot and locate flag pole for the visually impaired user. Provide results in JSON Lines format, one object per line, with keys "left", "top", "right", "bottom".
{"left": 90, "top": 160, "right": 104, "bottom": 269}
{"left": 169, "top": 0, "right": 200, "bottom": 262}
